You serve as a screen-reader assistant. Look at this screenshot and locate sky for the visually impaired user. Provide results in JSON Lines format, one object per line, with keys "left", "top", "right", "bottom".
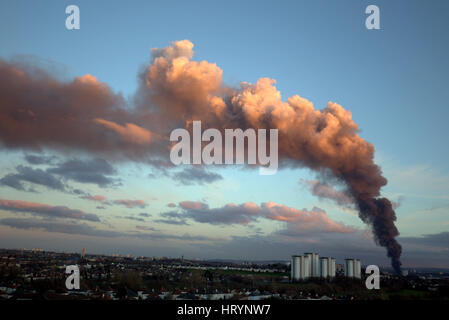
{"left": 0, "top": 0, "right": 448, "bottom": 268}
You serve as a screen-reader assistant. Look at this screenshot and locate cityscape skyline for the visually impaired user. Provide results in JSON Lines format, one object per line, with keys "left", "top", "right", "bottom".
{"left": 0, "top": 1, "right": 448, "bottom": 270}
{"left": 5, "top": 246, "right": 445, "bottom": 302}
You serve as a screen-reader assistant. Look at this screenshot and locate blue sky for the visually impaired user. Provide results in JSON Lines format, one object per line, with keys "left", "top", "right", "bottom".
{"left": 0, "top": 0, "right": 448, "bottom": 267}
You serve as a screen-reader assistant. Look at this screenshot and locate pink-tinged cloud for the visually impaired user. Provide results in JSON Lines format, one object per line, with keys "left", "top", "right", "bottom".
{"left": 179, "top": 201, "right": 208, "bottom": 210}
{"left": 261, "top": 202, "right": 354, "bottom": 234}
{"left": 0, "top": 217, "right": 222, "bottom": 242}
{"left": 81, "top": 195, "right": 107, "bottom": 202}
{"left": 0, "top": 198, "right": 100, "bottom": 222}
{"left": 163, "top": 200, "right": 353, "bottom": 234}
{"left": 113, "top": 199, "right": 147, "bottom": 209}
{"left": 167, "top": 203, "right": 176, "bottom": 208}
{"left": 173, "top": 201, "right": 260, "bottom": 225}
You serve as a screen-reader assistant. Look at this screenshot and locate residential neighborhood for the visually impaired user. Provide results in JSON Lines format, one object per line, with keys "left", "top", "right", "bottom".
{"left": 1, "top": 248, "right": 448, "bottom": 300}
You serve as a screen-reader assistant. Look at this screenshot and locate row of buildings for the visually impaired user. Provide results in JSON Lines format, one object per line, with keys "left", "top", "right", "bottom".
{"left": 291, "top": 253, "right": 361, "bottom": 281}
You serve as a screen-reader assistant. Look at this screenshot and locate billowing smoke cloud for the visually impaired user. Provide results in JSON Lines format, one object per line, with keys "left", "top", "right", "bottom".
{"left": 138, "top": 40, "right": 402, "bottom": 272}
{"left": 0, "top": 60, "right": 155, "bottom": 159}
{"left": 0, "top": 41, "right": 402, "bottom": 272}
{"left": 301, "top": 179, "right": 354, "bottom": 208}
{"left": 92, "top": 118, "right": 152, "bottom": 145}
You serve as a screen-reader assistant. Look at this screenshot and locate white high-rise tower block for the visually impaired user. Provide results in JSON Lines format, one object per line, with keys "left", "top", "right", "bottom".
{"left": 305, "top": 252, "right": 320, "bottom": 277}
{"left": 328, "top": 257, "right": 336, "bottom": 278}
{"left": 345, "top": 259, "right": 355, "bottom": 278}
{"left": 320, "top": 257, "right": 329, "bottom": 278}
{"left": 354, "top": 259, "right": 361, "bottom": 279}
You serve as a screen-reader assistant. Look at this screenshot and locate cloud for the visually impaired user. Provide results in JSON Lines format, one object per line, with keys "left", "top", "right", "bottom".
{"left": 80, "top": 195, "right": 149, "bottom": 210}
{"left": 0, "top": 165, "right": 66, "bottom": 192}
{"left": 182, "top": 202, "right": 260, "bottom": 225}
{"left": 0, "top": 198, "right": 100, "bottom": 222}
{"left": 47, "top": 158, "right": 119, "bottom": 187}
{"left": 179, "top": 201, "right": 208, "bottom": 210}
{"left": 399, "top": 232, "right": 449, "bottom": 250}
{"left": 118, "top": 215, "right": 145, "bottom": 222}
{"left": 0, "top": 162, "right": 121, "bottom": 195}
{"left": 24, "top": 154, "right": 58, "bottom": 165}
{"left": 113, "top": 199, "right": 147, "bottom": 209}
{"left": 0, "top": 218, "right": 120, "bottom": 237}
{"left": 0, "top": 217, "right": 222, "bottom": 242}
{"left": 148, "top": 165, "right": 222, "bottom": 186}
{"left": 154, "top": 210, "right": 189, "bottom": 225}
{"left": 154, "top": 219, "right": 189, "bottom": 226}
{"left": 161, "top": 200, "right": 354, "bottom": 234}
{"left": 136, "top": 225, "right": 157, "bottom": 231}
{"left": 0, "top": 173, "right": 28, "bottom": 191}
{"left": 263, "top": 203, "right": 354, "bottom": 234}
{"left": 80, "top": 195, "right": 107, "bottom": 202}
{"left": 139, "top": 212, "right": 151, "bottom": 217}
{"left": 171, "top": 166, "right": 223, "bottom": 185}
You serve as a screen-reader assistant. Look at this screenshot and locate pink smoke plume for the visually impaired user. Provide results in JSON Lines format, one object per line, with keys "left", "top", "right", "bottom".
{"left": 0, "top": 40, "right": 401, "bottom": 272}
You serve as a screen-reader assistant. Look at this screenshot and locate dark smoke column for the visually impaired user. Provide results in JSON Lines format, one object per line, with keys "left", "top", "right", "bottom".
{"left": 341, "top": 161, "right": 402, "bottom": 274}
{"left": 357, "top": 197, "right": 402, "bottom": 273}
